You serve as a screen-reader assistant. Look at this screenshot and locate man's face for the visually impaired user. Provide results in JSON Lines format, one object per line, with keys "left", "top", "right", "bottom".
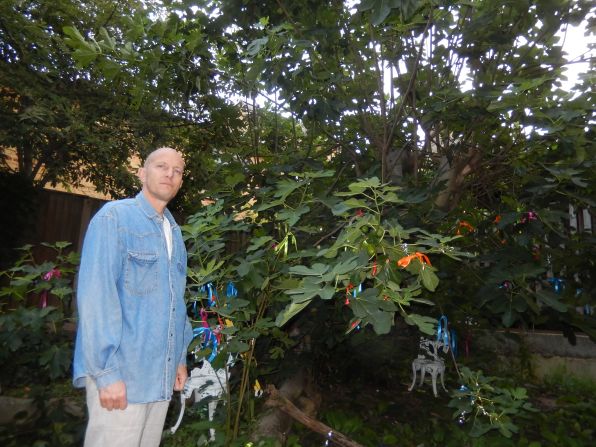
{"left": 138, "top": 148, "right": 184, "bottom": 206}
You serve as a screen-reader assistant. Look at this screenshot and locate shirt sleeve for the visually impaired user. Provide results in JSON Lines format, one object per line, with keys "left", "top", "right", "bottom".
{"left": 76, "top": 210, "right": 124, "bottom": 389}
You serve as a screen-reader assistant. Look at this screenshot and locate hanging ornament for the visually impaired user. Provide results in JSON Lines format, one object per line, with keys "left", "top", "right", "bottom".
{"left": 450, "top": 328, "right": 458, "bottom": 357}
{"left": 346, "top": 318, "right": 362, "bottom": 334}
{"left": 200, "top": 282, "right": 218, "bottom": 307}
{"left": 39, "top": 268, "right": 61, "bottom": 308}
{"left": 499, "top": 280, "right": 513, "bottom": 291}
{"left": 253, "top": 379, "right": 263, "bottom": 398}
{"left": 397, "top": 252, "right": 432, "bottom": 269}
{"left": 532, "top": 244, "right": 541, "bottom": 261}
{"left": 192, "top": 326, "right": 218, "bottom": 362}
{"left": 456, "top": 220, "right": 475, "bottom": 236}
{"left": 548, "top": 277, "right": 565, "bottom": 294}
{"left": 226, "top": 281, "right": 238, "bottom": 298}
{"left": 437, "top": 315, "right": 450, "bottom": 346}
{"left": 371, "top": 259, "right": 378, "bottom": 277}
{"left": 520, "top": 211, "right": 538, "bottom": 224}
{"left": 456, "top": 385, "right": 470, "bottom": 425}
{"left": 344, "top": 283, "right": 354, "bottom": 305}
{"left": 199, "top": 308, "right": 210, "bottom": 328}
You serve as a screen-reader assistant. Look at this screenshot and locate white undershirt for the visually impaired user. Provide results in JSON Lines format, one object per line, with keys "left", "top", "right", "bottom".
{"left": 162, "top": 217, "right": 172, "bottom": 259}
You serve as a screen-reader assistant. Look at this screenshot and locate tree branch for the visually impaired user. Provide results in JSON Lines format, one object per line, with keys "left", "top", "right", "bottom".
{"left": 265, "top": 385, "right": 366, "bottom": 447}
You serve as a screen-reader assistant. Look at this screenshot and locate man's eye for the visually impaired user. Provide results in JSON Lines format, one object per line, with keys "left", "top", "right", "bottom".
{"left": 173, "top": 169, "right": 183, "bottom": 176}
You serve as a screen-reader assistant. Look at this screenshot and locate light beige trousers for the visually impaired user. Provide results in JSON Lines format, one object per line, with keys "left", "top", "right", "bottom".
{"left": 84, "top": 379, "right": 170, "bottom": 447}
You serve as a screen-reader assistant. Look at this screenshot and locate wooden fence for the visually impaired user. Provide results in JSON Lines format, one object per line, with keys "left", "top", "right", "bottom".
{"left": 31, "top": 189, "right": 107, "bottom": 263}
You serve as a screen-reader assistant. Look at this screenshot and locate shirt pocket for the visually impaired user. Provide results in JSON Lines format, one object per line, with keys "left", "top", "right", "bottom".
{"left": 125, "top": 251, "right": 159, "bottom": 296}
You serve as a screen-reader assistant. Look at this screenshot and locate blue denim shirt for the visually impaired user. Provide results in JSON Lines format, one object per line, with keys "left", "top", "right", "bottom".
{"left": 73, "top": 192, "right": 193, "bottom": 403}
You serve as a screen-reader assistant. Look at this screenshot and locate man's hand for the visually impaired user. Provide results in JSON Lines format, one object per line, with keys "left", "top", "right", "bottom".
{"left": 174, "top": 364, "right": 188, "bottom": 391}
{"left": 99, "top": 380, "right": 127, "bottom": 411}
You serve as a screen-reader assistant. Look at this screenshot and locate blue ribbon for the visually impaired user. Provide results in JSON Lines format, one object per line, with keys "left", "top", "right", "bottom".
{"left": 352, "top": 283, "right": 363, "bottom": 298}
{"left": 192, "top": 326, "right": 218, "bottom": 362}
{"left": 226, "top": 281, "right": 238, "bottom": 298}
{"left": 548, "top": 278, "right": 564, "bottom": 294}
{"left": 437, "top": 315, "right": 449, "bottom": 345}
{"left": 450, "top": 328, "right": 458, "bottom": 356}
{"left": 200, "top": 282, "right": 217, "bottom": 307}
{"left": 499, "top": 280, "right": 512, "bottom": 290}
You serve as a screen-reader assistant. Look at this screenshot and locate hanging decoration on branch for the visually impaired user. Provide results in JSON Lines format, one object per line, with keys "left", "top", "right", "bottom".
{"left": 344, "top": 282, "right": 362, "bottom": 305}
{"left": 455, "top": 220, "right": 475, "bottom": 236}
{"left": 408, "top": 315, "right": 457, "bottom": 397}
{"left": 192, "top": 326, "right": 218, "bottom": 362}
{"left": 39, "top": 268, "right": 61, "bottom": 308}
{"left": 547, "top": 277, "right": 565, "bottom": 294}
{"left": 397, "top": 252, "right": 432, "bottom": 269}
{"left": 226, "top": 281, "right": 238, "bottom": 300}
{"left": 499, "top": 280, "right": 513, "bottom": 291}
{"left": 455, "top": 384, "right": 475, "bottom": 425}
{"left": 520, "top": 211, "right": 538, "bottom": 224}
{"left": 200, "top": 282, "right": 218, "bottom": 307}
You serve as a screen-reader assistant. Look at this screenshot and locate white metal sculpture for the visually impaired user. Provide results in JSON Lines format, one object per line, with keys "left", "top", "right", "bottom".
{"left": 169, "top": 359, "right": 229, "bottom": 440}
{"left": 408, "top": 337, "right": 449, "bottom": 397}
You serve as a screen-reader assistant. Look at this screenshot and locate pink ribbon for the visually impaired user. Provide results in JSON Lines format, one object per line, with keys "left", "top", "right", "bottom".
{"left": 39, "top": 268, "right": 61, "bottom": 308}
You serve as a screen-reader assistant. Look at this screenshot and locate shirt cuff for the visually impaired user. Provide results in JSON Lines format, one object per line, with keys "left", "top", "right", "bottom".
{"left": 93, "top": 368, "right": 122, "bottom": 389}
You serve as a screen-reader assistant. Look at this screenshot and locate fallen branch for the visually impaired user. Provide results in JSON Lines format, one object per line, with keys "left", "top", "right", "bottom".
{"left": 265, "top": 385, "right": 365, "bottom": 447}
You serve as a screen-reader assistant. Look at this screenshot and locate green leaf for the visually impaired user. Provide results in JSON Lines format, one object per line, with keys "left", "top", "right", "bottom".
{"left": 277, "top": 205, "right": 310, "bottom": 226}
{"left": 330, "top": 257, "right": 360, "bottom": 275}
{"left": 404, "top": 313, "right": 436, "bottom": 335}
{"left": 289, "top": 263, "right": 329, "bottom": 276}
{"left": 367, "top": 310, "right": 393, "bottom": 334}
{"left": 370, "top": 0, "right": 393, "bottom": 26}
{"left": 72, "top": 47, "right": 98, "bottom": 67}
{"left": 273, "top": 178, "right": 304, "bottom": 200}
{"left": 420, "top": 267, "right": 439, "bottom": 292}
{"left": 228, "top": 339, "right": 250, "bottom": 353}
{"left": 246, "top": 236, "right": 273, "bottom": 252}
{"left": 62, "top": 26, "right": 87, "bottom": 45}
{"left": 246, "top": 36, "right": 269, "bottom": 56}
{"left": 255, "top": 198, "right": 285, "bottom": 211}
{"left": 536, "top": 289, "right": 567, "bottom": 312}
{"left": 276, "top": 299, "right": 312, "bottom": 327}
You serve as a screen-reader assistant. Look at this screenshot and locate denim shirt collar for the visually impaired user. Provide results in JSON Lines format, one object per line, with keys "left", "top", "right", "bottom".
{"left": 135, "top": 191, "right": 178, "bottom": 230}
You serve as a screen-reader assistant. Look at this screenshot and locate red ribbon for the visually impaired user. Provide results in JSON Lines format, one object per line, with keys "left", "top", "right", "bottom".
{"left": 344, "top": 283, "right": 354, "bottom": 305}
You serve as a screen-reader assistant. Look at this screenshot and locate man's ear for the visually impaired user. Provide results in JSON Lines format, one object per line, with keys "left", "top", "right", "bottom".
{"left": 137, "top": 167, "right": 146, "bottom": 184}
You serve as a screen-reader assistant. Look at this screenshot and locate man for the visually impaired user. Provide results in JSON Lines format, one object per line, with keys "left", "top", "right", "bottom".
{"left": 73, "top": 147, "right": 193, "bottom": 446}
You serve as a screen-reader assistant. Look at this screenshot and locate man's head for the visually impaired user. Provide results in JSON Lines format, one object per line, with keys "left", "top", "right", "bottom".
{"left": 138, "top": 147, "right": 184, "bottom": 212}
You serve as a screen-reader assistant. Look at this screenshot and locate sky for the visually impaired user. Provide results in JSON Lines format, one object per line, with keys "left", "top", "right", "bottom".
{"left": 558, "top": 20, "right": 593, "bottom": 91}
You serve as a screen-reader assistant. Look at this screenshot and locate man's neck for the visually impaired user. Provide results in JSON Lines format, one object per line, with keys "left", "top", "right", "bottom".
{"left": 141, "top": 190, "right": 167, "bottom": 216}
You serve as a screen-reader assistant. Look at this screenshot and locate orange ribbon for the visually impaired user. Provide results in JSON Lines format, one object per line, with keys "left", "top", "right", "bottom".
{"left": 456, "top": 220, "right": 475, "bottom": 235}
{"left": 397, "top": 252, "right": 432, "bottom": 268}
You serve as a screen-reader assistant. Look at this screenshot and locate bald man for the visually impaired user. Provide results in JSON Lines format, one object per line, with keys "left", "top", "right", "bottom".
{"left": 73, "top": 147, "right": 193, "bottom": 446}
